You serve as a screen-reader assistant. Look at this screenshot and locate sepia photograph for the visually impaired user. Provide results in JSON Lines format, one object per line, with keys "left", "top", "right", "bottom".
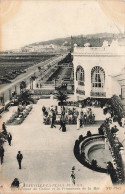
{"left": 0, "top": 0, "right": 125, "bottom": 193}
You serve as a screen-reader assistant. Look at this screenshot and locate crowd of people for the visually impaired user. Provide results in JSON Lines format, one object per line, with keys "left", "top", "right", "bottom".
{"left": 0, "top": 122, "right": 24, "bottom": 189}
{"left": 103, "top": 101, "right": 125, "bottom": 127}
{"left": 82, "top": 98, "right": 102, "bottom": 107}
{"left": 0, "top": 122, "right": 13, "bottom": 165}
{"left": 42, "top": 105, "right": 96, "bottom": 131}
{"left": 101, "top": 118, "right": 124, "bottom": 184}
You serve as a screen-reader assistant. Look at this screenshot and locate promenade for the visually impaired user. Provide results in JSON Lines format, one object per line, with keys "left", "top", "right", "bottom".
{"left": 0, "top": 55, "right": 65, "bottom": 104}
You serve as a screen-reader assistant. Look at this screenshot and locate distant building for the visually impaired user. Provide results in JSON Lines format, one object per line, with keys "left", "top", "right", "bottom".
{"left": 21, "top": 44, "right": 69, "bottom": 53}
{"left": 72, "top": 38, "right": 125, "bottom": 100}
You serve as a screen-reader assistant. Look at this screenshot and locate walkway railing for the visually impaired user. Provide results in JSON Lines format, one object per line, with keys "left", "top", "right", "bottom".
{"left": 76, "top": 89, "right": 85, "bottom": 95}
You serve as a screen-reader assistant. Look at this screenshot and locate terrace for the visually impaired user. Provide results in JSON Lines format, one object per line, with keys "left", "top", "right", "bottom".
{"left": 0, "top": 98, "right": 112, "bottom": 189}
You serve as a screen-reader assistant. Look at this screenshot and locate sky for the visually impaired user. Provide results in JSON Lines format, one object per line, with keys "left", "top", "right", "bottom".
{"left": 2, "top": 0, "right": 124, "bottom": 51}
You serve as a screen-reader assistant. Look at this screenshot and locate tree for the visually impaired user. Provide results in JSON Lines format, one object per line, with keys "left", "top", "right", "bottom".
{"left": 111, "top": 126, "right": 119, "bottom": 134}
{"left": 18, "top": 90, "right": 34, "bottom": 105}
{"left": 79, "top": 135, "right": 84, "bottom": 142}
{"left": 98, "top": 127, "right": 104, "bottom": 135}
{"left": 20, "top": 81, "right": 26, "bottom": 93}
{"left": 54, "top": 91, "right": 69, "bottom": 106}
{"left": 31, "top": 75, "right": 36, "bottom": 81}
{"left": 30, "top": 76, "right": 36, "bottom": 90}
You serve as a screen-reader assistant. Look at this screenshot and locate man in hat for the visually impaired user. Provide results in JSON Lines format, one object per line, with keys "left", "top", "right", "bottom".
{"left": 16, "top": 151, "right": 23, "bottom": 169}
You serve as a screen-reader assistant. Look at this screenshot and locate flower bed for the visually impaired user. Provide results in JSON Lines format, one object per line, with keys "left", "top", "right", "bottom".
{"left": 6, "top": 105, "right": 32, "bottom": 125}
{"left": 6, "top": 112, "right": 19, "bottom": 124}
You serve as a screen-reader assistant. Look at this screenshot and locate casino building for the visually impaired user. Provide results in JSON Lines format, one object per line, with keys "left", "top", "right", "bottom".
{"left": 72, "top": 38, "right": 125, "bottom": 101}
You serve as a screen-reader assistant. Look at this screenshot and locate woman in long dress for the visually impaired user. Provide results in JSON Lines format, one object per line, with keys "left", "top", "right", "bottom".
{"left": 77, "top": 114, "right": 80, "bottom": 130}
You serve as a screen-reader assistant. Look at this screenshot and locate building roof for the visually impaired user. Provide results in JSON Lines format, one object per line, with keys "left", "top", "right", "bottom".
{"left": 72, "top": 38, "right": 125, "bottom": 56}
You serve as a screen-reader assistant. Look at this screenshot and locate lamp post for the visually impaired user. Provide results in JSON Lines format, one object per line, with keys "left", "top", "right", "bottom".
{"left": 54, "top": 79, "right": 56, "bottom": 89}
{"left": 9, "top": 89, "right": 11, "bottom": 100}
{"left": 30, "top": 77, "right": 33, "bottom": 90}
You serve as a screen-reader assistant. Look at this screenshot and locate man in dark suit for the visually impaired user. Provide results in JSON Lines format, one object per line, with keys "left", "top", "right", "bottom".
{"left": 16, "top": 151, "right": 23, "bottom": 169}
{"left": 8, "top": 132, "right": 12, "bottom": 146}
{"left": 51, "top": 110, "right": 56, "bottom": 128}
{"left": 2, "top": 122, "right": 7, "bottom": 133}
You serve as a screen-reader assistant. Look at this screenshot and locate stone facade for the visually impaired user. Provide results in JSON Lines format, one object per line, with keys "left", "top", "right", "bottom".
{"left": 72, "top": 39, "right": 125, "bottom": 100}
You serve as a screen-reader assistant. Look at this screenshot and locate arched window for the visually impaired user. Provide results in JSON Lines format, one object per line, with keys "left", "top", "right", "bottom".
{"left": 76, "top": 66, "right": 84, "bottom": 81}
{"left": 91, "top": 66, "right": 105, "bottom": 88}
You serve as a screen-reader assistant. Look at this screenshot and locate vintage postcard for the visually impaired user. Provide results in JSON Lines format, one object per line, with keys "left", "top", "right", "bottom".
{"left": 0, "top": 0, "right": 125, "bottom": 193}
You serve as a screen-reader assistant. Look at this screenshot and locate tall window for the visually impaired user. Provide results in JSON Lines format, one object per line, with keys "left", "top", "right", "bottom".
{"left": 91, "top": 66, "right": 105, "bottom": 89}
{"left": 76, "top": 66, "right": 84, "bottom": 81}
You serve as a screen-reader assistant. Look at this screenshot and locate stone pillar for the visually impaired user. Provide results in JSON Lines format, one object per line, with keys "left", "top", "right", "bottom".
{"left": 30, "top": 79, "right": 32, "bottom": 89}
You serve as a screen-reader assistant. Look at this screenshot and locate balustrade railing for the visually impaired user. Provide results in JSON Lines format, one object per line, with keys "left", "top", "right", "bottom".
{"left": 76, "top": 89, "right": 85, "bottom": 95}
{"left": 90, "top": 91, "right": 106, "bottom": 97}
{"left": 78, "top": 81, "right": 84, "bottom": 86}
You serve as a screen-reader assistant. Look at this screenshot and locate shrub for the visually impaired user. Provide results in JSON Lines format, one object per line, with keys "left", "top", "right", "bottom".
{"left": 79, "top": 135, "right": 84, "bottom": 142}
{"left": 98, "top": 127, "right": 104, "bottom": 135}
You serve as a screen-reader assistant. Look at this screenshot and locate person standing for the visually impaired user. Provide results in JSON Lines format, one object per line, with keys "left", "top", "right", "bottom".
{"left": 59, "top": 116, "right": 63, "bottom": 131}
{"left": 8, "top": 132, "right": 12, "bottom": 146}
{"left": 2, "top": 122, "right": 7, "bottom": 133}
{"left": 62, "top": 117, "right": 66, "bottom": 132}
{"left": 84, "top": 114, "right": 87, "bottom": 125}
{"left": 51, "top": 110, "right": 56, "bottom": 128}
{"left": 0, "top": 146, "right": 4, "bottom": 164}
{"left": 77, "top": 114, "right": 80, "bottom": 130}
{"left": 16, "top": 151, "right": 23, "bottom": 169}
{"left": 70, "top": 166, "right": 76, "bottom": 185}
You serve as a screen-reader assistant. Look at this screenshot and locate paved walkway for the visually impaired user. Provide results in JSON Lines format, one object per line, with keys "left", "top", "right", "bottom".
{"left": 1, "top": 106, "right": 17, "bottom": 124}
{"left": 0, "top": 99, "right": 112, "bottom": 192}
